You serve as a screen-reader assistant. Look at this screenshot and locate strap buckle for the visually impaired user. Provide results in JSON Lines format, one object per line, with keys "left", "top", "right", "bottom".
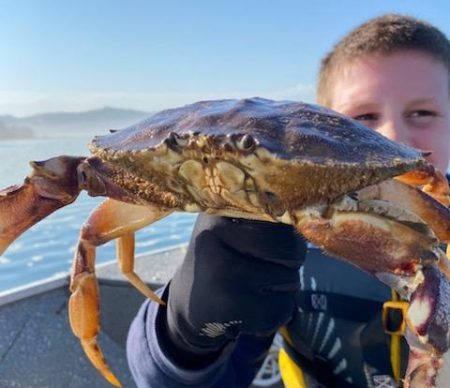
{"left": 382, "top": 300, "right": 408, "bottom": 335}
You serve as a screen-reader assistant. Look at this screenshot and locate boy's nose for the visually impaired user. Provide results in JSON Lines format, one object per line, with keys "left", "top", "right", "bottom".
{"left": 376, "top": 120, "right": 411, "bottom": 146}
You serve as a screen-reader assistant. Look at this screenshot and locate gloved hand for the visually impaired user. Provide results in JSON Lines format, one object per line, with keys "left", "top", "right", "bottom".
{"left": 160, "top": 214, "right": 306, "bottom": 367}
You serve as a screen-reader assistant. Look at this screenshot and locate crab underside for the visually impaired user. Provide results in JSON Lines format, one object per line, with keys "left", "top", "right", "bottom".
{"left": 0, "top": 98, "right": 449, "bottom": 388}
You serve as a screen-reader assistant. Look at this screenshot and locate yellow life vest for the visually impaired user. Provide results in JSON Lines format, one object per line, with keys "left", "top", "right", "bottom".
{"left": 278, "top": 291, "right": 408, "bottom": 387}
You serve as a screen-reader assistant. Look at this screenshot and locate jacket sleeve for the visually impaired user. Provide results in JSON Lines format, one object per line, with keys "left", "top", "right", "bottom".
{"left": 126, "top": 285, "right": 274, "bottom": 388}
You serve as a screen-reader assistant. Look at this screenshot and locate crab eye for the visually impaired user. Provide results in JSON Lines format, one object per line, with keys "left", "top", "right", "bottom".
{"left": 166, "top": 132, "right": 188, "bottom": 149}
{"left": 165, "top": 132, "right": 177, "bottom": 146}
{"left": 236, "top": 134, "right": 256, "bottom": 151}
{"left": 348, "top": 192, "right": 358, "bottom": 200}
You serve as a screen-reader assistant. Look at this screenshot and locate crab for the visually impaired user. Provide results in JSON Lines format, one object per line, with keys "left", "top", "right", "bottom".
{"left": 0, "top": 98, "right": 449, "bottom": 387}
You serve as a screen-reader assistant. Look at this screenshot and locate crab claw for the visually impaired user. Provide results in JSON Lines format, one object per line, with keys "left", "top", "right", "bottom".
{"left": 292, "top": 181, "right": 450, "bottom": 388}
{"left": 0, "top": 156, "right": 85, "bottom": 254}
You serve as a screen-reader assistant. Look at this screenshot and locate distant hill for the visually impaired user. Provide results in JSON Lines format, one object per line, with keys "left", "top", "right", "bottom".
{"left": 0, "top": 120, "right": 35, "bottom": 140}
{"left": 0, "top": 107, "right": 152, "bottom": 139}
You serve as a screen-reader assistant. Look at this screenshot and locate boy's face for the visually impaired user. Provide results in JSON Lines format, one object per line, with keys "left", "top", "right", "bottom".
{"left": 329, "top": 51, "right": 450, "bottom": 173}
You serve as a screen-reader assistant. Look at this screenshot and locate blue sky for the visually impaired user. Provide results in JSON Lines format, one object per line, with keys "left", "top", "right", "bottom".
{"left": 1, "top": 0, "right": 449, "bottom": 116}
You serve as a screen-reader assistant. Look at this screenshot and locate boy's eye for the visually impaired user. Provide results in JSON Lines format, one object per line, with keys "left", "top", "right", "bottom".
{"left": 408, "top": 110, "right": 436, "bottom": 118}
{"left": 352, "top": 113, "right": 379, "bottom": 123}
{"left": 406, "top": 110, "right": 438, "bottom": 128}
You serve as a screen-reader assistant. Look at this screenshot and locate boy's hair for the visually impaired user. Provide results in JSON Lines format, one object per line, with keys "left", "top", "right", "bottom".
{"left": 317, "top": 14, "right": 450, "bottom": 106}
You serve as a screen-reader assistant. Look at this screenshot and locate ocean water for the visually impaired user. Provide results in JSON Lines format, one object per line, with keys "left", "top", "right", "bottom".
{"left": 0, "top": 137, "right": 196, "bottom": 293}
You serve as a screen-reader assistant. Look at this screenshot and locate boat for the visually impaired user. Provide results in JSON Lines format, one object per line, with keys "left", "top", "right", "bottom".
{"left": 0, "top": 247, "right": 185, "bottom": 387}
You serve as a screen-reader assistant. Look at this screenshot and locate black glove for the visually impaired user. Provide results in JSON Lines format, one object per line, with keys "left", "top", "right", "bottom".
{"left": 160, "top": 214, "right": 306, "bottom": 367}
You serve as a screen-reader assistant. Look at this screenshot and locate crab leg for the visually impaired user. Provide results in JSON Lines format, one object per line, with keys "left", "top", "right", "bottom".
{"left": 396, "top": 168, "right": 450, "bottom": 206}
{"left": 70, "top": 198, "right": 171, "bottom": 387}
{"left": 402, "top": 266, "right": 449, "bottom": 388}
{"left": 116, "top": 232, "right": 173, "bottom": 303}
{"left": 357, "top": 178, "right": 450, "bottom": 280}
{"left": 357, "top": 178, "right": 450, "bottom": 243}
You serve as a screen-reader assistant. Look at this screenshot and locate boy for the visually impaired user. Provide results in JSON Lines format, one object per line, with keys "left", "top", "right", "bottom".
{"left": 127, "top": 14, "right": 450, "bottom": 387}
{"left": 289, "top": 14, "right": 450, "bottom": 387}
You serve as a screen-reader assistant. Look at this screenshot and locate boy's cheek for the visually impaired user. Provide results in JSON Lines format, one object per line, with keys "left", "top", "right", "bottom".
{"left": 412, "top": 129, "right": 450, "bottom": 172}
{"left": 417, "top": 136, "right": 450, "bottom": 173}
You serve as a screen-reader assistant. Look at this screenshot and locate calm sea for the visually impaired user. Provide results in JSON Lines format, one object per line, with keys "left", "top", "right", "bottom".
{"left": 0, "top": 137, "right": 196, "bottom": 292}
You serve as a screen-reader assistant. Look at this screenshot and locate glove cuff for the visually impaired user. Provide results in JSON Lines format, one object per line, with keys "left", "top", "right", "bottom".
{"left": 157, "top": 283, "right": 229, "bottom": 369}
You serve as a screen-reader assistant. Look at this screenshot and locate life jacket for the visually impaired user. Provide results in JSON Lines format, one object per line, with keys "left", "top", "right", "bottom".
{"left": 279, "top": 248, "right": 409, "bottom": 388}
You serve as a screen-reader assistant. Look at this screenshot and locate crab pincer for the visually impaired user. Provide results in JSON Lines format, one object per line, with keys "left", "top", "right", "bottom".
{"left": 294, "top": 169, "right": 450, "bottom": 387}
{"left": 0, "top": 156, "right": 85, "bottom": 254}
